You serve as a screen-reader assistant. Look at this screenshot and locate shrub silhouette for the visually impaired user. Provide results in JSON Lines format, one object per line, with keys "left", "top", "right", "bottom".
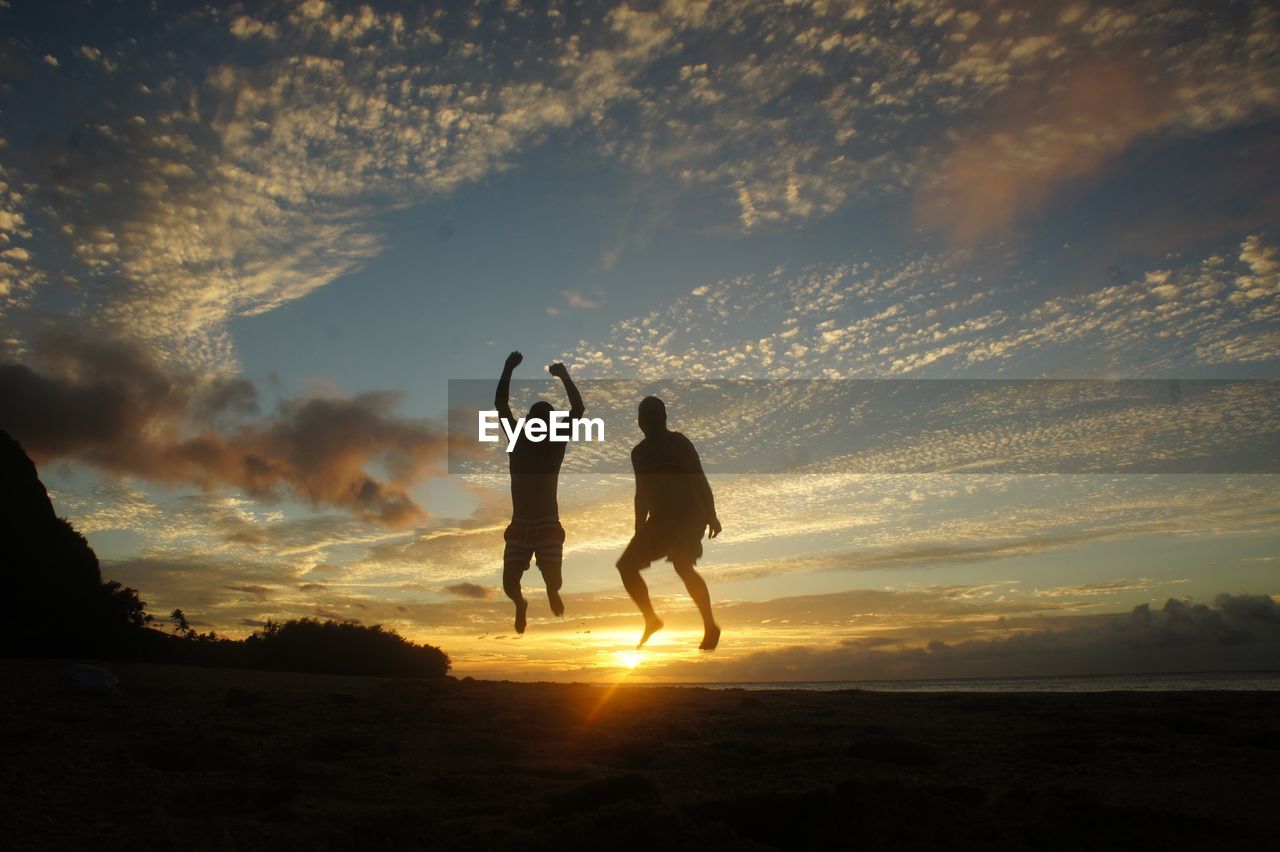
{"left": 244, "top": 618, "right": 451, "bottom": 678}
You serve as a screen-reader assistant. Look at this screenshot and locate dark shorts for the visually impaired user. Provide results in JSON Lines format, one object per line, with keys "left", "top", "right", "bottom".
{"left": 617, "top": 517, "right": 705, "bottom": 570}
{"left": 503, "top": 518, "right": 565, "bottom": 576}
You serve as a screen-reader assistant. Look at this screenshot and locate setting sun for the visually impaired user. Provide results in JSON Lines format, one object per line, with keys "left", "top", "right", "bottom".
{"left": 615, "top": 650, "right": 645, "bottom": 670}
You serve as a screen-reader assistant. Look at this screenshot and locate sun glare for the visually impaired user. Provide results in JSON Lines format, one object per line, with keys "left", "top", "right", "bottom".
{"left": 615, "top": 650, "right": 644, "bottom": 669}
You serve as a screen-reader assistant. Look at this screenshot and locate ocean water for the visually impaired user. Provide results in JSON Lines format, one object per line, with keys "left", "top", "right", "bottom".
{"left": 674, "top": 670, "right": 1280, "bottom": 692}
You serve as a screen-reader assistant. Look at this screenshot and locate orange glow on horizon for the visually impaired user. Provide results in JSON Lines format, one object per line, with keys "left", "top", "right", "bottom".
{"left": 614, "top": 650, "right": 644, "bottom": 669}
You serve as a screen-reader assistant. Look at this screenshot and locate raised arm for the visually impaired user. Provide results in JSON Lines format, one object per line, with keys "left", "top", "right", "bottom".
{"left": 548, "top": 362, "right": 584, "bottom": 419}
{"left": 495, "top": 351, "right": 521, "bottom": 426}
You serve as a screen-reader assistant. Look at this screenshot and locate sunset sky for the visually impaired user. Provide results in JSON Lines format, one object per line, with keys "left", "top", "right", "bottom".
{"left": 2, "top": 0, "right": 1278, "bottom": 681}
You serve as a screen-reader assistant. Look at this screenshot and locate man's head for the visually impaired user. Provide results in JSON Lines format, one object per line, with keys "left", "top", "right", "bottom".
{"left": 527, "top": 400, "right": 553, "bottom": 424}
{"left": 638, "top": 395, "right": 667, "bottom": 438}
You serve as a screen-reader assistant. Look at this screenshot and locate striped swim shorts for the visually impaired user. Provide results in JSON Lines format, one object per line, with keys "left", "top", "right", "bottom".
{"left": 503, "top": 517, "right": 565, "bottom": 575}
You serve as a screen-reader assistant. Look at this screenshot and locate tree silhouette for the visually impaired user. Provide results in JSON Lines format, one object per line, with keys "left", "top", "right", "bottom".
{"left": 170, "top": 608, "right": 193, "bottom": 638}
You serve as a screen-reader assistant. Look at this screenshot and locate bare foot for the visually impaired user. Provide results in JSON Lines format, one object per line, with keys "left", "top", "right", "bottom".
{"left": 699, "top": 624, "right": 721, "bottom": 651}
{"left": 514, "top": 599, "right": 528, "bottom": 634}
{"left": 548, "top": 589, "right": 564, "bottom": 617}
{"left": 638, "top": 614, "right": 664, "bottom": 649}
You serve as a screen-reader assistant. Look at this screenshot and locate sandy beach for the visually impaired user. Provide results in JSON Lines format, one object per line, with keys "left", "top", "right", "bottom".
{"left": 3, "top": 660, "right": 1278, "bottom": 850}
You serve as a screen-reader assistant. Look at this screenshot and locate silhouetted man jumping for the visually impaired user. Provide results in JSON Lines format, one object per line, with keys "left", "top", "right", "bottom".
{"left": 617, "top": 396, "right": 722, "bottom": 650}
{"left": 496, "top": 351, "right": 584, "bottom": 634}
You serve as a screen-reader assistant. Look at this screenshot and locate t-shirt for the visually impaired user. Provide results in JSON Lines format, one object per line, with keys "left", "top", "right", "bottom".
{"left": 631, "top": 431, "right": 704, "bottom": 521}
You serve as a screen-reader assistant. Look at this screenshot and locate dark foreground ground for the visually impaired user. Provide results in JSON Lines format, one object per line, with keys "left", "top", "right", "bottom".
{"left": 3, "top": 661, "right": 1279, "bottom": 850}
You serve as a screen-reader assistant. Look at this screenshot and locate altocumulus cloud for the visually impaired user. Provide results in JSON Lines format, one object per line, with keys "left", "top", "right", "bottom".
{"left": 3, "top": 0, "right": 1277, "bottom": 365}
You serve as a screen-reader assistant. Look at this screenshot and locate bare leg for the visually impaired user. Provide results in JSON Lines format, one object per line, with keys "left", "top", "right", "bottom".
{"left": 540, "top": 559, "right": 565, "bottom": 617}
{"left": 674, "top": 561, "right": 720, "bottom": 650}
{"left": 503, "top": 562, "right": 528, "bottom": 634}
{"left": 618, "top": 563, "right": 663, "bottom": 648}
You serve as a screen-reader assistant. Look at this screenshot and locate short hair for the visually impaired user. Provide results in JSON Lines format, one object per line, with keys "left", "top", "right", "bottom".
{"left": 527, "top": 400, "right": 553, "bottom": 421}
{"left": 638, "top": 396, "right": 666, "bottom": 419}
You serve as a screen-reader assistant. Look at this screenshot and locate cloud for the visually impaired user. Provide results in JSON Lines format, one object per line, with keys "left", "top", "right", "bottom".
{"left": 654, "top": 594, "right": 1280, "bottom": 682}
{"left": 915, "top": 4, "right": 1280, "bottom": 245}
{"left": 107, "top": 555, "right": 287, "bottom": 614}
{"left": 549, "top": 288, "right": 603, "bottom": 315}
{"left": 695, "top": 475, "right": 1280, "bottom": 586}
{"left": 304, "top": 563, "right": 344, "bottom": 579}
{"left": 564, "top": 229, "right": 1280, "bottom": 381}
{"left": 1032, "top": 577, "right": 1183, "bottom": 598}
{"left": 225, "top": 584, "right": 273, "bottom": 600}
{"left": 34, "top": 112, "right": 383, "bottom": 368}
{"left": 916, "top": 62, "right": 1167, "bottom": 244}
{"left": 103, "top": 551, "right": 517, "bottom": 642}
{"left": 454, "top": 375, "right": 1280, "bottom": 478}
{"left": 0, "top": 329, "right": 446, "bottom": 526}
{"left": 345, "top": 466, "right": 1280, "bottom": 617}
{"left": 443, "top": 582, "right": 493, "bottom": 600}
{"left": 5, "top": 0, "right": 1275, "bottom": 376}
{"left": 1, "top": 1, "right": 687, "bottom": 369}
{"left": 94, "top": 523, "right": 1276, "bottom": 682}
{"left": 562, "top": 289, "right": 601, "bottom": 310}
{"left": 1234, "top": 235, "right": 1280, "bottom": 302}
{"left": 0, "top": 153, "right": 39, "bottom": 311}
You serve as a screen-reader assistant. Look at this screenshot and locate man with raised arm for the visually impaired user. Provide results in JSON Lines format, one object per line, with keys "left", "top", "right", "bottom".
{"left": 495, "top": 351, "right": 585, "bottom": 634}
{"left": 616, "top": 396, "right": 722, "bottom": 651}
